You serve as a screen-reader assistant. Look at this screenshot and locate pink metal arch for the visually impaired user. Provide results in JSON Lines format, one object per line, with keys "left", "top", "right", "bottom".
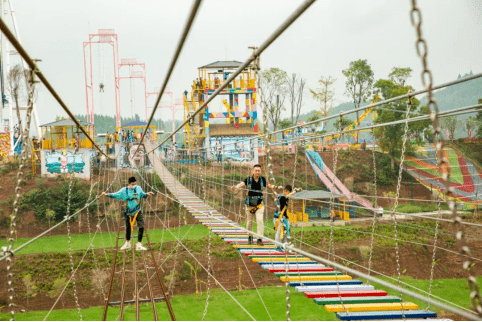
{"left": 117, "top": 59, "right": 147, "bottom": 121}
{"left": 83, "top": 29, "right": 121, "bottom": 128}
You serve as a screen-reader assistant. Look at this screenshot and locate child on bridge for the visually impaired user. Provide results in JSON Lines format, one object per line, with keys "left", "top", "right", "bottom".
{"left": 273, "top": 185, "right": 301, "bottom": 245}
{"left": 103, "top": 176, "right": 154, "bottom": 251}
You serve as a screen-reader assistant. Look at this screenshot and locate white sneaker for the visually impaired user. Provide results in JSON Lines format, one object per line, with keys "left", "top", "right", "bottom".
{"left": 120, "top": 241, "right": 131, "bottom": 250}
{"left": 136, "top": 242, "right": 147, "bottom": 251}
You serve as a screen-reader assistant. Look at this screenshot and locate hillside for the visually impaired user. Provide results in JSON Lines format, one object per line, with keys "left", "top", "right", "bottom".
{"left": 298, "top": 71, "right": 482, "bottom": 135}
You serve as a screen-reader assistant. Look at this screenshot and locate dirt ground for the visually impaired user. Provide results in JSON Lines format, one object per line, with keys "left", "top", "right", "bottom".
{"left": 1, "top": 215, "right": 480, "bottom": 319}
{"left": 0, "top": 151, "right": 477, "bottom": 320}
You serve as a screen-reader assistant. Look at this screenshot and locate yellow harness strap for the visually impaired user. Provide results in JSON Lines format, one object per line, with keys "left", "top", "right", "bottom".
{"left": 274, "top": 206, "right": 287, "bottom": 231}
{"left": 124, "top": 190, "right": 140, "bottom": 232}
{"left": 129, "top": 211, "right": 139, "bottom": 232}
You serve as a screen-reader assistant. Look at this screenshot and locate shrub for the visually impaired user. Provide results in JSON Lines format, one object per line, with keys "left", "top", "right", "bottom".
{"left": 19, "top": 180, "right": 92, "bottom": 223}
{"left": 48, "top": 277, "right": 67, "bottom": 298}
{"left": 1, "top": 165, "right": 10, "bottom": 175}
{"left": 0, "top": 216, "right": 10, "bottom": 228}
{"left": 22, "top": 274, "right": 37, "bottom": 299}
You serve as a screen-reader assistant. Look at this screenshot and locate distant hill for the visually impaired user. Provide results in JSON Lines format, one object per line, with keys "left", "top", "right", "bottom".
{"left": 298, "top": 71, "right": 482, "bottom": 136}
{"left": 75, "top": 114, "right": 185, "bottom": 143}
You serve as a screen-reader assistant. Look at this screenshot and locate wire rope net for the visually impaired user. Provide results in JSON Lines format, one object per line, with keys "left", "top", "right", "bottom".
{"left": 409, "top": 0, "right": 482, "bottom": 316}
{"left": 3, "top": 0, "right": 482, "bottom": 320}
{"left": 65, "top": 151, "right": 83, "bottom": 320}
{"left": 6, "top": 65, "right": 36, "bottom": 321}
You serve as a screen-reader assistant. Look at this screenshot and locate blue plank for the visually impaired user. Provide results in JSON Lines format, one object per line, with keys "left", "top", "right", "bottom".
{"left": 336, "top": 310, "right": 437, "bottom": 320}
{"left": 289, "top": 280, "right": 363, "bottom": 287}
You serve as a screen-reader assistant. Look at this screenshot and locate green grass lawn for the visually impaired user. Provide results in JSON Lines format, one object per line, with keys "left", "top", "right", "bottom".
{"left": 369, "top": 275, "right": 480, "bottom": 317}
{"left": 0, "top": 286, "right": 336, "bottom": 321}
{"left": 0, "top": 219, "right": 336, "bottom": 256}
{"left": 2, "top": 277, "right": 479, "bottom": 321}
{"left": 447, "top": 149, "right": 464, "bottom": 184}
{"left": 0, "top": 225, "right": 210, "bottom": 255}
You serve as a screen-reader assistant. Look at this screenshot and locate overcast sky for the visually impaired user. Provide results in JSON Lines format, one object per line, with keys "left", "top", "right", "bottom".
{"left": 5, "top": 0, "right": 482, "bottom": 127}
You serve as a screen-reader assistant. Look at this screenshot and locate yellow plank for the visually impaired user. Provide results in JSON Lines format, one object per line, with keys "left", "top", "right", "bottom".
{"left": 251, "top": 257, "right": 311, "bottom": 262}
{"left": 325, "top": 302, "right": 419, "bottom": 313}
{"left": 280, "top": 275, "right": 352, "bottom": 282}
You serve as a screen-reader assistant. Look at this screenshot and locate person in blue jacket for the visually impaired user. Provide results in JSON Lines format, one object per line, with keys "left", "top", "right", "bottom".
{"left": 103, "top": 176, "right": 154, "bottom": 250}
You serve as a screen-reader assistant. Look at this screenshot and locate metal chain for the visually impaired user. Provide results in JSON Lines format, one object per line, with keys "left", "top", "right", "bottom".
{"left": 84, "top": 149, "right": 106, "bottom": 300}
{"left": 389, "top": 92, "right": 413, "bottom": 319}
{"left": 328, "top": 114, "right": 341, "bottom": 262}
{"left": 96, "top": 160, "right": 110, "bottom": 266}
{"left": 291, "top": 127, "right": 300, "bottom": 189}
{"left": 329, "top": 113, "right": 347, "bottom": 314}
{"left": 258, "top": 56, "right": 279, "bottom": 221}
{"left": 160, "top": 155, "right": 169, "bottom": 252}
{"left": 426, "top": 198, "right": 442, "bottom": 310}
{"left": 282, "top": 139, "right": 286, "bottom": 187}
{"left": 6, "top": 65, "right": 37, "bottom": 321}
{"left": 291, "top": 129, "right": 305, "bottom": 285}
{"left": 300, "top": 139, "right": 308, "bottom": 248}
{"left": 168, "top": 157, "right": 183, "bottom": 297}
{"left": 284, "top": 249, "right": 291, "bottom": 321}
{"left": 366, "top": 130, "right": 379, "bottom": 282}
{"left": 65, "top": 152, "right": 83, "bottom": 320}
{"left": 409, "top": 1, "right": 482, "bottom": 315}
{"left": 202, "top": 138, "right": 211, "bottom": 320}
{"left": 202, "top": 224, "right": 212, "bottom": 320}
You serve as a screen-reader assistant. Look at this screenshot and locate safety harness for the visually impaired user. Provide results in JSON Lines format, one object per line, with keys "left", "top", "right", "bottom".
{"left": 125, "top": 187, "right": 140, "bottom": 231}
{"left": 245, "top": 176, "right": 264, "bottom": 213}
{"left": 274, "top": 195, "right": 291, "bottom": 242}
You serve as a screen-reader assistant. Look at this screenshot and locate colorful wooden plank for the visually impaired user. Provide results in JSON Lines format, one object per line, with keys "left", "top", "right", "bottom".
{"left": 281, "top": 275, "right": 352, "bottom": 282}
{"left": 303, "top": 290, "right": 387, "bottom": 298}
{"left": 314, "top": 295, "right": 401, "bottom": 305}
{"left": 289, "top": 280, "right": 363, "bottom": 287}
{"left": 325, "top": 302, "right": 418, "bottom": 313}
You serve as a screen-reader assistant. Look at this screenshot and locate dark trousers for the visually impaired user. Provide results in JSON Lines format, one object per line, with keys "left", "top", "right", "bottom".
{"left": 124, "top": 211, "right": 145, "bottom": 242}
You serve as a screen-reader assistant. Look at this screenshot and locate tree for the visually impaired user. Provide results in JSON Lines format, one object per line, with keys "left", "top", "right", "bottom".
{"left": 259, "top": 68, "right": 288, "bottom": 132}
{"left": 45, "top": 208, "right": 55, "bottom": 235}
{"left": 388, "top": 67, "right": 413, "bottom": 86}
{"left": 8, "top": 65, "right": 25, "bottom": 137}
{"left": 477, "top": 98, "right": 482, "bottom": 138}
{"left": 373, "top": 69, "right": 426, "bottom": 170}
{"left": 342, "top": 60, "right": 374, "bottom": 143}
{"left": 410, "top": 105, "right": 432, "bottom": 142}
{"left": 55, "top": 115, "right": 67, "bottom": 121}
{"left": 310, "top": 76, "right": 336, "bottom": 129}
{"left": 441, "top": 116, "right": 458, "bottom": 141}
{"left": 333, "top": 117, "right": 353, "bottom": 142}
{"left": 307, "top": 114, "right": 322, "bottom": 133}
{"left": 465, "top": 117, "right": 478, "bottom": 138}
{"left": 278, "top": 118, "right": 293, "bottom": 141}
{"left": 286, "top": 73, "right": 306, "bottom": 125}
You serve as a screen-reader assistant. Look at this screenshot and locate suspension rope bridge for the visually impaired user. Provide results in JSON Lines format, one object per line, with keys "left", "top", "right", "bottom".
{"left": 1, "top": 0, "right": 482, "bottom": 320}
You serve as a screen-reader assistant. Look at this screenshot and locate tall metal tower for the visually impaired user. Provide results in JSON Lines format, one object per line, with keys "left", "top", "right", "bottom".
{"left": 83, "top": 29, "right": 120, "bottom": 130}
